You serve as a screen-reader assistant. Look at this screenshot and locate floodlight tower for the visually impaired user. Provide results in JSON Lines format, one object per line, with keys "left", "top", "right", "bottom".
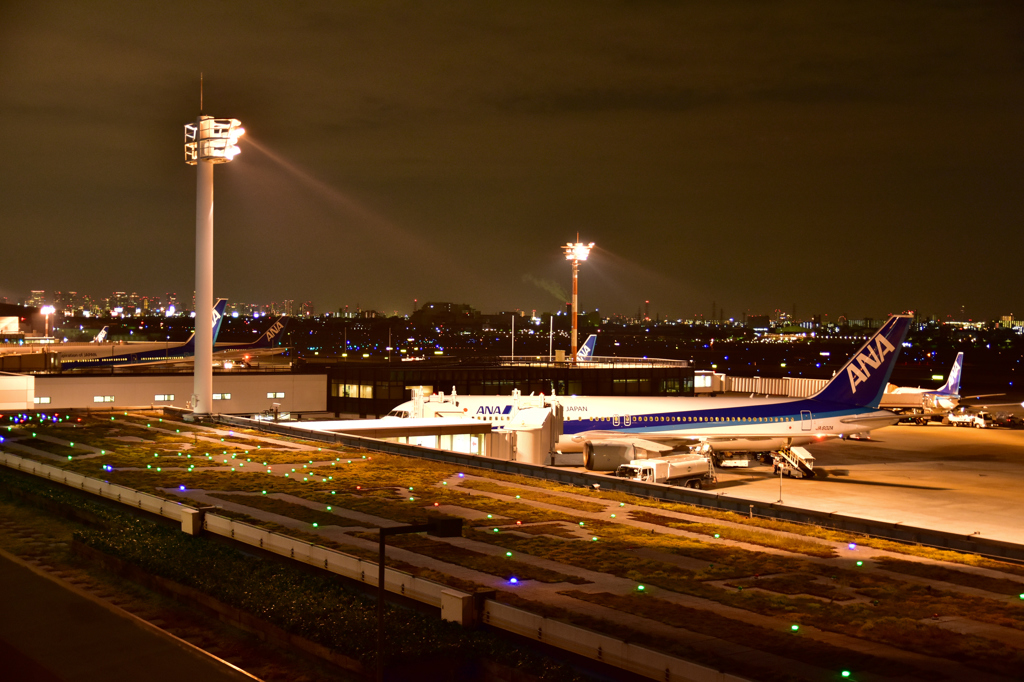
{"left": 562, "top": 240, "right": 594, "bottom": 362}
{"left": 184, "top": 115, "right": 244, "bottom": 415}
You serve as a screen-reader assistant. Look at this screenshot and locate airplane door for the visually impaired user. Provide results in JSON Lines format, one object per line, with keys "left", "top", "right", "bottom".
{"left": 612, "top": 414, "right": 620, "bottom": 426}
{"left": 623, "top": 414, "right": 631, "bottom": 427}
{"left": 801, "top": 410, "right": 813, "bottom": 431}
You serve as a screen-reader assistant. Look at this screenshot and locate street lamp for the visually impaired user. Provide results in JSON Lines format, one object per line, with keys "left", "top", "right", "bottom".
{"left": 40, "top": 305, "right": 55, "bottom": 338}
{"left": 377, "top": 518, "right": 461, "bottom": 682}
{"left": 562, "top": 240, "right": 594, "bottom": 362}
{"left": 184, "top": 115, "right": 244, "bottom": 416}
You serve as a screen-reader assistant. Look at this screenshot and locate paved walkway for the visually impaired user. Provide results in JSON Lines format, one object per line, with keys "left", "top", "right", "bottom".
{"left": 0, "top": 549, "right": 255, "bottom": 682}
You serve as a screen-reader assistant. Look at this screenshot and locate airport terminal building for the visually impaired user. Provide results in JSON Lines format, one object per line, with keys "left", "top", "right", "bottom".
{"left": 319, "top": 357, "right": 695, "bottom": 418}
{"left": 1, "top": 357, "right": 695, "bottom": 419}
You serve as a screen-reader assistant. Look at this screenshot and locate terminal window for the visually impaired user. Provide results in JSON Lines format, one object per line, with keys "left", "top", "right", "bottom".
{"left": 93, "top": 395, "right": 115, "bottom": 403}
{"left": 33, "top": 396, "right": 51, "bottom": 404}
{"left": 213, "top": 393, "right": 232, "bottom": 400}
{"left": 154, "top": 394, "right": 175, "bottom": 402}
{"left": 267, "top": 392, "right": 285, "bottom": 399}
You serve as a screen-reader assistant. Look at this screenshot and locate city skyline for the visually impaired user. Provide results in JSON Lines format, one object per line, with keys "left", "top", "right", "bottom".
{"left": 2, "top": 280, "right": 1015, "bottom": 323}
{"left": 1, "top": 3, "right": 1021, "bottom": 321}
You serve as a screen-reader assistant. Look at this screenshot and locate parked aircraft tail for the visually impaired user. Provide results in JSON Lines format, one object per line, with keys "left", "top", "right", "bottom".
{"left": 181, "top": 299, "right": 228, "bottom": 353}
{"left": 811, "top": 315, "right": 912, "bottom": 408}
{"left": 939, "top": 352, "right": 964, "bottom": 395}
{"left": 93, "top": 326, "right": 109, "bottom": 343}
{"left": 576, "top": 334, "right": 597, "bottom": 362}
{"left": 250, "top": 316, "right": 288, "bottom": 348}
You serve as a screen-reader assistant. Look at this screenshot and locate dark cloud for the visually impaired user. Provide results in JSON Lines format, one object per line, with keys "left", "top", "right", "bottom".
{"left": 0, "top": 1, "right": 1021, "bottom": 320}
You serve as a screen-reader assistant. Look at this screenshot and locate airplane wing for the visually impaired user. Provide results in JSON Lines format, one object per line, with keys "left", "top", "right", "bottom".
{"left": 839, "top": 413, "right": 901, "bottom": 427}
{"left": 566, "top": 429, "right": 809, "bottom": 447}
{"left": 213, "top": 346, "right": 289, "bottom": 362}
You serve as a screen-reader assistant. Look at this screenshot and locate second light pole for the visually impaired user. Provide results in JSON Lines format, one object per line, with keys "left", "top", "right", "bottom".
{"left": 562, "top": 239, "right": 594, "bottom": 363}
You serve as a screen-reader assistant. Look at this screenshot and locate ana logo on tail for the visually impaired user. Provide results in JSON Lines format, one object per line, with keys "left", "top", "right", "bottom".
{"left": 576, "top": 334, "right": 597, "bottom": 361}
{"left": 265, "top": 320, "right": 285, "bottom": 341}
{"left": 846, "top": 334, "right": 897, "bottom": 393}
{"left": 944, "top": 353, "right": 963, "bottom": 393}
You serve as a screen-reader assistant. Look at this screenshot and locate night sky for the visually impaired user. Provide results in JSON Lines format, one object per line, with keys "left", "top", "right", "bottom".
{"left": 1, "top": 2, "right": 1021, "bottom": 321}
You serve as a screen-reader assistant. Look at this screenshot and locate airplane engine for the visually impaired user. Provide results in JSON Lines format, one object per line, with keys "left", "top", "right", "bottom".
{"left": 584, "top": 441, "right": 638, "bottom": 471}
{"left": 555, "top": 434, "right": 585, "bottom": 453}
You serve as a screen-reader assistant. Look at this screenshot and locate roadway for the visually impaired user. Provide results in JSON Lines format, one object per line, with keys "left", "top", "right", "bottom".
{"left": 709, "top": 422, "right": 1024, "bottom": 545}
{"left": 0, "top": 549, "right": 254, "bottom": 682}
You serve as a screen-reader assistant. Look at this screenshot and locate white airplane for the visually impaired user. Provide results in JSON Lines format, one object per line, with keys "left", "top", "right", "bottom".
{"left": 576, "top": 334, "right": 597, "bottom": 362}
{"left": 388, "top": 315, "right": 913, "bottom": 473}
{"left": 880, "top": 352, "right": 963, "bottom": 424}
{"left": 93, "top": 326, "right": 110, "bottom": 343}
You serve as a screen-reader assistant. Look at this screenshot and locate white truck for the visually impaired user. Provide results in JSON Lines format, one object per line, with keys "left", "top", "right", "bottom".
{"left": 614, "top": 454, "right": 716, "bottom": 489}
{"left": 948, "top": 411, "right": 995, "bottom": 428}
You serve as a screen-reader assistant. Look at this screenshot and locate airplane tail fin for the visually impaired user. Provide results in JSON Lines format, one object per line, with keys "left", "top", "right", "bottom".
{"left": 811, "top": 315, "right": 912, "bottom": 408}
{"left": 181, "top": 298, "right": 228, "bottom": 354}
{"left": 251, "top": 316, "right": 289, "bottom": 348}
{"left": 576, "top": 334, "right": 597, "bottom": 362}
{"left": 93, "top": 326, "right": 109, "bottom": 343}
{"left": 939, "top": 352, "right": 964, "bottom": 394}
{"left": 211, "top": 299, "right": 228, "bottom": 345}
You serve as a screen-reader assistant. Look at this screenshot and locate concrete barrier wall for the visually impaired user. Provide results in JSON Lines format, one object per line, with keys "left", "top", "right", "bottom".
{"left": 0, "top": 451, "right": 183, "bottom": 522}
{"left": 483, "top": 601, "right": 747, "bottom": 682}
{"left": 202, "top": 513, "right": 448, "bottom": 608}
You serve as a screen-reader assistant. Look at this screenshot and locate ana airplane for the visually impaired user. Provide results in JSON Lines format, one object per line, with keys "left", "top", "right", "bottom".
{"left": 879, "top": 352, "right": 963, "bottom": 424}
{"left": 388, "top": 315, "right": 912, "bottom": 473}
{"left": 54, "top": 299, "right": 228, "bottom": 369}
{"left": 576, "top": 334, "right": 598, "bottom": 362}
{"left": 213, "top": 315, "right": 290, "bottom": 365}
{"left": 93, "top": 326, "right": 109, "bottom": 343}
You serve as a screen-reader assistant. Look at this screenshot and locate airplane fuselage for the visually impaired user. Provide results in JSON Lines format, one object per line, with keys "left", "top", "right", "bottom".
{"left": 394, "top": 393, "right": 898, "bottom": 446}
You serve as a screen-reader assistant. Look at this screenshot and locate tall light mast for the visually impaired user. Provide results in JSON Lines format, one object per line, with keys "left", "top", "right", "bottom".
{"left": 184, "top": 114, "right": 244, "bottom": 416}
{"left": 562, "top": 240, "right": 594, "bottom": 362}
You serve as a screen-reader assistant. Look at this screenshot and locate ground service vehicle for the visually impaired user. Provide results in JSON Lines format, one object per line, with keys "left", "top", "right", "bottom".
{"left": 948, "top": 411, "right": 995, "bottom": 428}
{"left": 615, "top": 455, "right": 716, "bottom": 489}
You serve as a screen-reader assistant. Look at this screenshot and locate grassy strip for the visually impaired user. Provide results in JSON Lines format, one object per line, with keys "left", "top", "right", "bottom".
{"left": 875, "top": 557, "right": 1024, "bottom": 596}
{"left": 512, "top": 523, "right": 581, "bottom": 539}
{"left": 630, "top": 510, "right": 837, "bottom": 558}
{"left": 725, "top": 574, "right": 853, "bottom": 601}
{"left": 209, "top": 492, "right": 372, "bottom": 528}
{"left": 352, "top": 531, "right": 590, "bottom": 585}
{"left": 459, "top": 480, "right": 607, "bottom": 512}
{"left": 563, "top": 590, "right": 912, "bottom": 678}
{"left": 173, "top": 427, "right": 1022, "bottom": 579}
{"left": 465, "top": 524, "right": 1024, "bottom": 653}
{"left": 8, "top": 437, "right": 82, "bottom": 458}
{"left": 452, "top": 469, "right": 1024, "bottom": 576}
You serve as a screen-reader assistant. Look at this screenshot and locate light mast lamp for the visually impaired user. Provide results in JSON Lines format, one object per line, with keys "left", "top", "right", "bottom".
{"left": 561, "top": 240, "right": 594, "bottom": 362}
{"left": 184, "top": 116, "right": 243, "bottom": 416}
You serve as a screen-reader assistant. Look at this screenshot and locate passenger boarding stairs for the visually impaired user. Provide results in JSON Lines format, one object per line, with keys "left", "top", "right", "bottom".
{"left": 775, "top": 446, "right": 816, "bottom": 479}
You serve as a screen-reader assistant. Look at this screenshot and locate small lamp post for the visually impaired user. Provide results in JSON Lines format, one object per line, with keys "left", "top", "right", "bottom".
{"left": 377, "top": 517, "right": 462, "bottom": 681}
{"left": 562, "top": 240, "right": 594, "bottom": 362}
